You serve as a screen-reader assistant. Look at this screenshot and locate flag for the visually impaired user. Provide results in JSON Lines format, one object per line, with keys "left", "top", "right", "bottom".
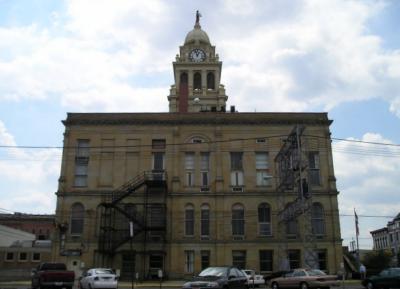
{"left": 354, "top": 208, "right": 359, "bottom": 236}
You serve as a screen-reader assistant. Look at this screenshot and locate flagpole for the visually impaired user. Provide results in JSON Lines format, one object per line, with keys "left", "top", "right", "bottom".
{"left": 354, "top": 208, "right": 360, "bottom": 267}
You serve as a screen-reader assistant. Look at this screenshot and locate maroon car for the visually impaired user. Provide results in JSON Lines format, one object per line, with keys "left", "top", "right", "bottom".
{"left": 31, "top": 262, "right": 75, "bottom": 289}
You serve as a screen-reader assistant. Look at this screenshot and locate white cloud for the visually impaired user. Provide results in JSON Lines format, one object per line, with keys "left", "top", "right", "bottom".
{"left": 0, "top": 121, "right": 61, "bottom": 213}
{"left": 333, "top": 133, "right": 400, "bottom": 248}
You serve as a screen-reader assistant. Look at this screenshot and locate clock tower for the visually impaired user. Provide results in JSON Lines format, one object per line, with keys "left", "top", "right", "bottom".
{"left": 168, "top": 11, "right": 228, "bottom": 113}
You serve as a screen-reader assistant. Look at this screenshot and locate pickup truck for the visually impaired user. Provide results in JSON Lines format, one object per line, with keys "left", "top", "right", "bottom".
{"left": 31, "top": 262, "right": 75, "bottom": 289}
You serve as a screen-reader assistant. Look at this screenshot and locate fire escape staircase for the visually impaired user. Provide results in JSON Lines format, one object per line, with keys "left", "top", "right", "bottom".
{"left": 98, "top": 171, "right": 167, "bottom": 256}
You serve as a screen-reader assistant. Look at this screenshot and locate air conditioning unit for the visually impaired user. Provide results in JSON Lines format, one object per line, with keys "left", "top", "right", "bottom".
{"left": 200, "top": 187, "right": 210, "bottom": 192}
{"left": 232, "top": 187, "right": 244, "bottom": 192}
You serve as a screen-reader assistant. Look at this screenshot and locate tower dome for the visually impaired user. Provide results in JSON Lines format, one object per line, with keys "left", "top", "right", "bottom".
{"left": 184, "top": 10, "right": 210, "bottom": 45}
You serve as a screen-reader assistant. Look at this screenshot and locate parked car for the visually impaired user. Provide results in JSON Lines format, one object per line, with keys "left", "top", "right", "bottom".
{"left": 79, "top": 268, "right": 118, "bottom": 289}
{"left": 269, "top": 269, "right": 339, "bottom": 289}
{"left": 362, "top": 267, "right": 400, "bottom": 289}
{"left": 264, "top": 271, "right": 290, "bottom": 287}
{"left": 242, "top": 269, "right": 265, "bottom": 287}
{"left": 182, "top": 266, "right": 248, "bottom": 289}
{"left": 31, "top": 262, "right": 75, "bottom": 289}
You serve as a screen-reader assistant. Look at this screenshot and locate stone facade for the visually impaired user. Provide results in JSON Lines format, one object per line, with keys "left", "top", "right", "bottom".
{"left": 52, "top": 14, "right": 343, "bottom": 279}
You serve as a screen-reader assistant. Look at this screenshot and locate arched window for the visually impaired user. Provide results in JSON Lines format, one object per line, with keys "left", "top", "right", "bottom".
{"left": 193, "top": 72, "right": 202, "bottom": 90}
{"left": 312, "top": 203, "right": 325, "bottom": 235}
{"left": 201, "top": 204, "right": 210, "bottom": 237}
{"left": 70, "top": 203, "right": 85, "bottom": 235}
{"left": 207, "top": 72, "right": 215, "bottom": 89}
{"left": 180, "top": 72, "right": 188, "bottom": 84}
{"left": 185, "top": 204, "right": 194, "bottom": 236}
{"left": 258, "top": 203, "right": 271, "bottom": 236}
{"left": 232, "top": 204, "right": 245, "bottom": 236}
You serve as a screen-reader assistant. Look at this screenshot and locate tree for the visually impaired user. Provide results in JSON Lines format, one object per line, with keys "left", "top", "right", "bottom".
{"left": 362, "top": 250, "right": 392, "bottom": 274}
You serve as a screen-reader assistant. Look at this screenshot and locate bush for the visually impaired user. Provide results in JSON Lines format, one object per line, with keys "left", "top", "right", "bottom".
{"left": 362, "top": 250, "right": 392, "bottom": 273}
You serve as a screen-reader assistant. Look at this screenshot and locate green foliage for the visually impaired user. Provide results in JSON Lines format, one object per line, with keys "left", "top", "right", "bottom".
{"left": 362, "top": 250, "right": 392, "bottom": 272}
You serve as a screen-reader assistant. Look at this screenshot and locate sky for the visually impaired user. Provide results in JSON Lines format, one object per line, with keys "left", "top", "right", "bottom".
{"left": 0, "top": 0, "right": 399, "bottom": 250}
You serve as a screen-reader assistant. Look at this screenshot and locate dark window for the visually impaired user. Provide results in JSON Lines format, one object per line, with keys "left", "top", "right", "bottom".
{"left": 32, "top": 252, "right": 41, "bottom": 261}
{"left": 259, "top": 250, "right": 273, "bottom": 271}
{"left": 153, "top": 152, "right": 164, "bottom": 171}
{"left": 125, "top": 203, "right": 137, "bottom": 219}
{"left": 185, "top": 205, "right": 194, "bottom": 236}
{"left": 201, "top": 205, "right": 210, "bottom": 237}
{"left": 258, "top": 203, "right": 271, "bottom": 236}
{"left": 5, "top": 252, "right": 14, "bottom": 261}
{"left": 194, "top": 72, "right": 202, "bottom": 89}
{"left": 232, "top": 250, "right": 246, "bottom": 269}
{"left": 312, "top": 203, "right": 325, "bottom": 235}
{"left": 149, "top": 254, "right": 163, "bottom": 270}
{"left": 288, "top": 250, "right": 300, "bottom": 269}
{"left": 232, "top": 204, "right": 245, "bottom": 236}
{"left": 207, "top": 72, "right": 215, "bottom": 89}
{"left": 180, "top": 72, "right": 188, "bottom": 84}
{"left": 19, "top": 252, "right": 27, "bottom": 261}
{"left": 201, "top": 251, "right": 210, "bottom": 270}
{"left": 70, "top": 203, "right": 85, "bottom": 235}
{"left": 317, "top": 250, "right": 327, "bottom": 270}
{"left": 230, "top": 152, "right": 243, "bottom": 170}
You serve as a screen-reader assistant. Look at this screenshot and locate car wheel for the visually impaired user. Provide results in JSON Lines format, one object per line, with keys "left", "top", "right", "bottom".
{"left": 366, "top": 282, "right": 374, "bottom": 289}
{"left": 300, "top": 282, "right": 309, "bottom": 289}
{"left": 271, "top": 282, "right": 279, "bottom": 289}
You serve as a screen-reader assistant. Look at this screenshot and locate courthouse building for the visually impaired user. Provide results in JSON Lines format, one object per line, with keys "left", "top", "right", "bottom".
{"left": 53, "top": 14, "right": 342, "bottom": 279}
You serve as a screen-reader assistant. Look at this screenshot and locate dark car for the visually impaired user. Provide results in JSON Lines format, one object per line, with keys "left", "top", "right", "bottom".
{"left": 182, "top": 266, "right": 248, "bottom": 289}
{"left": 362, "top": 267, "right": 400, "bottom": 289}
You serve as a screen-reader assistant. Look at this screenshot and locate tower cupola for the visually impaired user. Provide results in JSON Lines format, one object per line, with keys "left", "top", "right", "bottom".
{"left": 167, "top": 11, "right": 228, "bottom": 113}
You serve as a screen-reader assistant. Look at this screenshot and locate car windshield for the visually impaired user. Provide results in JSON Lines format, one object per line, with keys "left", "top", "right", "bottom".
{"left": 307, "top": 270, "right": 326, "bottom": 276}
{"left": 244, "top": 270, "right": 253, "bottom": 275}
{"left": 95, "top": 269, "right": 114, "bottom": 274}
{"left": 199, "top": 267, "right": 228, "bottom": 277}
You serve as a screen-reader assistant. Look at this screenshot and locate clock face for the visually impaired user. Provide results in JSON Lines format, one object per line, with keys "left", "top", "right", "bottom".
{"left": 189, "top": 48, "right": 206, "bottom": 62}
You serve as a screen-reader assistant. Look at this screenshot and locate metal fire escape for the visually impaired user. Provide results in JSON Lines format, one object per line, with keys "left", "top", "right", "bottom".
{"left": 275, "top": 125, "right": 319, "bottom": 270}
{"left": 97, "top": 171, "right": 167, "bottom": 279}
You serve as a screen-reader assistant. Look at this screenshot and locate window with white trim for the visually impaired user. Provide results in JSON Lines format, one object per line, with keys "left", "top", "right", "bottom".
{"left": 258, "top": 203, "right": 271, "bottom": 236}
{"left": 256, "top": 152, "right": 271, "bottom": 186}
{"left": 32, "top": 252, "right": 41, "bottom": 262}
{"left": 308, "top": 152, "right": 320, "bottom": 185}
{"left": 200, "top": 152, "right": 210, "bottom": 187}
{"left": 185, "top": 152, "right": 195, "bottom": 186}
{"left": 185, "top": 250, "right": 194, "bottom": 273}
{"left": 230, "top": 152, "right": 243, "bottom": 186}
{"left": 18, "top": 252, "right": 28, "bottom": 262}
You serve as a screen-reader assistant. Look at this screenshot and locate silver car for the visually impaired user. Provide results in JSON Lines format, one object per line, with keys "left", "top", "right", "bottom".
{"left": 79, "top": 268, "right": 118, "bottom": 289}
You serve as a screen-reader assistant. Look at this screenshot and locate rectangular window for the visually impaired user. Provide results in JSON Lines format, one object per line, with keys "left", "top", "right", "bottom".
{"left": 232, "top": 250, "right": 246, "bottom": 269}
{"left": 259, "top": 250, "right": 273, "bottom": 272}
{"left": 231, "top": 171, "right": 244, "bottom": 186}
{"left": 32, "top": 252, "right": 41, "bottom": 262}
{"left": 288, "top": 250, "right": 301, "bottom": 269}
{"left": 230, "top": 152, "right": 243, "bottom": 170}
{"left": 149, "top": 254, "right": 163, "bottom": 270}
{"left": 74, "top": 140, "right": 89, "bottom": 187}
{"left": 258, "top": 206, "right": 271, "bottom": 236}
{"left": 185, "top": 209, "right": 194, "bottom": 236}
{"left": 76, "top": 139, "right": 90, "bottom": 157}
{"left": 256, "top": 152, "right": 271, "bottom": 186}
{"left": 232, "top": 210, "right": 245, "bottom": 236}
{"left": 201, "top": 153, "right": 210, "bottom": 186}
{"left": 152, "top": 139, "right": 166, "bottom": 149}
{"left": 308, "top": 152, "right": 320, "bottom": 185}
{"left": 153, "top": 152, "right": 164, "bottom": 171}
{"left": 286, "top": 219, "right": 298, "bottom": 237}
{"left": 5, "top": 252, "right": 14, "bottom": 261}
{"left": 185, "top": 153, "right": 195, "bottom": 187}
{"left": 18, "top": 252, "right": 28, "bottom": 262}
{"left": 317, "top": 250, "right": 327, "bottom": 271}
{"left": 185, "top": 251, "right": 194, "bottom": 273}
{"left": 201, "top": 251, "right": 210, "bottom": 270}
{"left": 201, "top": 209, "right": 210, "bottom": 237}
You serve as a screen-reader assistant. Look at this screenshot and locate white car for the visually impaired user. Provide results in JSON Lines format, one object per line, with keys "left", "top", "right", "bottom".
{"left": 242, "top": 269, "right": 265, "bottom": 287}
{"left": 79, "top": 268, "right": 118, "bottom": 289}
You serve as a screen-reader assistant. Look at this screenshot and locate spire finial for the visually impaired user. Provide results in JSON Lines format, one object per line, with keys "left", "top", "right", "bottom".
{"left": 195, "top": 10, "right": 202, "bottom": 28}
